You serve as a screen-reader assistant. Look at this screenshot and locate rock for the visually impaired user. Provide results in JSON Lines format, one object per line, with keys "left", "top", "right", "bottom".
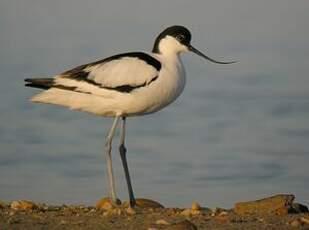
{"left": 300, "top": 217, "right": 309, "bottom": 225}
{"left": 180, "top": 208, "right": 201, "bottom": 216}
{"left": 234, "top": 194, "right": 295, "bottom": 215}
{"left": 211, "top": 207, "right": 227, "bottom": 216}
{"left": 165, "top": 208, "right": 178, "bottom": 215}
{"left": 218, "top": 211, "right": 229, "bottom": 216}
{"left": 123, "top": 198, "right": 164, "bottom": 209}
{"left": 96, "top": 197, "right": 121, "bottom": 210}
{"left": 215, "top": 211, "right": 230, "bottom": 223}
{"left": 291, "top": 203, "right": 309, "bottom": 213}
{"left": 275, "top": 206, "right": 290, "bottom": 216}
{"left": 180, "top": 209, "right": 192, "bottom": 216}
{"left": 102, "top": 208, "right": 122, "bottom": 217}
{"left": 288, "top": 217, "right": 309, "bottom": 227}
{"left": 290, "top": 219, "right": 301, "bottom": 228}
{"left": 45, "top": 206, "right": 61, "bottom": 211}
{"left": 10, "top": 200, "right": 38, "bottom": 211}
{"left": 135, "top": 198, "right": 164, "bottom": 209}
{"left": 165, "top": 220, "right": 197, "bottom": 230}
{"left": 155, "top": 219, "right": 170, "bottom": 225}
{"left": 258, "top": 217, "right": 265, "bottom": 223}
{"left": 126, "top": 206, "right": 136, "bottom": 215}
{"left": 60, "top": 220, "right": 67, "bottom": 225}
{"left": 191, "top": 202, "right": 201, "bottom": 211}
{"left": 179, "top": 203, "right": 204, "bottom": 216}
{"left": 0, "top": 201, "right": 6, "bottom": 209}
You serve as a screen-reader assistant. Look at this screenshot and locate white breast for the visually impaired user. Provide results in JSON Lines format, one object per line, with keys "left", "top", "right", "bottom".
{"left": 123, "top": 53, "right": 186, "bottom": 116}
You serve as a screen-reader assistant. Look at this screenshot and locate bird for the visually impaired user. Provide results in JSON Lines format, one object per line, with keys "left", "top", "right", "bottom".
{"left": 25, "top": 25, "right": 236, "bottom": 207}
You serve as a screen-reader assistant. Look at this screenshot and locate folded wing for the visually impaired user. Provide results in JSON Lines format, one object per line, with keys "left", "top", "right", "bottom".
{"left": 56, "top": 52, "right": 161, "bottom": 94}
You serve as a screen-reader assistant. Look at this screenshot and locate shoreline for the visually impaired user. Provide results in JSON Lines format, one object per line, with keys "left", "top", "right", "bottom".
{"left": 1, "top": 194, "right": 308, "bottom": 229}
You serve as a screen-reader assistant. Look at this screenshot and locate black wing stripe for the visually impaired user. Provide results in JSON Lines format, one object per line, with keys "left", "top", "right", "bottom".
{"left": 101, "top": 76, "right": 158, "bottom": 93}
{"left": 24, "top": 75, "right": 159, "bottom": 94}
{"left": 61, "top": 52, "right": 161, "bottom": 82}
{"left": 25, "top": 53, "right": 161, "bottom": 93}
{"left": 51, "top": 76, "right": 158, "bottom": 94}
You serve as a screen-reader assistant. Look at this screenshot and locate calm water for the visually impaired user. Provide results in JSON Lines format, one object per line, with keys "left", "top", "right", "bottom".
{"left": 1, "top": 73, "right": 308, "bottom": 208}
{"left": 1, "top": 0, "right": 308, "bottom": 208}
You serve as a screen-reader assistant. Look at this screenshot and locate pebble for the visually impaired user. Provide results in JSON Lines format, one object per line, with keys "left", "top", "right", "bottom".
{"left": 0, "top": 201, "right": 6, "bottom": 209}
{"left": 125, "top": 198, "right": 164, "bottom": 209}
{"left": 234, "top": 194, "right": 295, "bottom": 215}
{"left": 103, "top": 208, "right": 122, "bottom": 217}
{"left": 290, "top": 219, "right": 301, "bottom": 227}
{"left": 96, "top": 197, "right": 121, "bottom": 210}
{"left": 60, "top": 220, "right": 67, "bottom": 225}
{"left": 180, "top": 208, "right": 201, "bottom": 216}
{"left": 45, "top": 206, "right": 61, "bottom": 211}
{"left": 258, "top": 217, "right": 265, "bottom": 223}
{"left": 155, "top": 219, "right": 170, "bottom": 225}
{"left": 215, "top": 214, "right": 230, "bottom": 223}
{"left": 291, "top": 203, "right": 309, "bottom": 213}
{"left": 9, "top": 211, "right": 16, "bottom": 216}
{"left": 218, "top": 211, "right": 229, "bottom": 216}
{"left": 165, "top": 208, "right": 178, "bottom": 216}
{"left": 180, "top": 209, "right": 192, "bottom": 216}
{"left": 10, "top": 200, "right": 38, "bottom": 211}
{"left": 300, "top": 217, "right": 309, "bottom": 225}
{"left": 165, "top": 220, "right": 197, "bottom": 230}
{"left": 126, "top": 207, "right": 136, "bottom": 215}
{"left": 191, "top": 202, "right": 201, "bottom": 211}
{"left": 211, "top": 207, "right": 225, "bottom": 216}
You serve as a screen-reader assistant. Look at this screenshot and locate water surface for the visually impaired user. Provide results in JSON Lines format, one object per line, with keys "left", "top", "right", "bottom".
{"left": 1, "top": 0, "right": 308, "bottom": 208}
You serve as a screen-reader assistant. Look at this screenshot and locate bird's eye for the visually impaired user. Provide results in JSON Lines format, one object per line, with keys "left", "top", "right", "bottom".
{"left": 176, "top": 34, "right": 185, "bottom": 42}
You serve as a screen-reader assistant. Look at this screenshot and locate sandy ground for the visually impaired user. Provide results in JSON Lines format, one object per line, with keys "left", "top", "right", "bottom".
{"left": 1, "top": 197, "right": 309, "bottom": 230}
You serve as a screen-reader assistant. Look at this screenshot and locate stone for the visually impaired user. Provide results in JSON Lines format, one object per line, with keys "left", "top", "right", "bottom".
{"left": 290, "top": 219, "right": 301, "bottom": 228}
{"left": 191, "top": 202, "right": 201, "bottom": 211}
{"left": 102, "top": 208, "right": 122, "bottom": 217}
{"left": 215, "top": 211, "right": 230, "bottom": 223}
{"left": 96, "top": 197, "right": 121, "bottom": 210}
{"left": 135, "top": 198, "right": 164, "bottom": 209}
{"left": 300, "top": 217, "right": 309, "bottom": 225}
{"left": 165, "top": 220, "right": 197, "bottom": 230}
{"left": 234, "top": 194, "right": 295, "bottom": 215}
{"left": 180, "top": 209, "right": 192, "bottom": 216}
{"left": 10, "top": 200, "right": 38, "bottom": 211}
{"left": 291, "top": 203, "right": 309, "bottom": 213}
{"left": 180, "top": 207, "right": 202, "bottom": 216}
{"left": 123, "top": 198, "right": 164, "bottom": 209}
{"left": 155, "top": 219, "right": 170, "bottom": 225}
{"left": 126, "top": 206, "right": 136, "bottom": 215}
{"left": 0, "top": 201, "right": 5, "bottom": 209}
{"left": 218, "top": 211, "right": 229, "bottom": 216}
{"left": 211, "top": 207, "right": 226, "bottom": 216}
{"left": 60, "top": 220, "right": 67, "bottom": 225}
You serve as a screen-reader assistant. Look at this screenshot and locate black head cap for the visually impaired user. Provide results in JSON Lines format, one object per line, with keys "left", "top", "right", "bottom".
{"left": 152, "top": 25, "right": 192, "bottom": 53}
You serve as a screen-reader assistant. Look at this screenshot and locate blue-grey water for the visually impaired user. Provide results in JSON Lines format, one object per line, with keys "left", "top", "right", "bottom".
{"left": 1, "top": 0, "right": 308, "bottom": 208}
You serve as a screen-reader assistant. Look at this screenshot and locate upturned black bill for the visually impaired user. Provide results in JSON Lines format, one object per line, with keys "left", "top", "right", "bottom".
{"left": 189, "top": 45, "right": 237, "bottom": 64}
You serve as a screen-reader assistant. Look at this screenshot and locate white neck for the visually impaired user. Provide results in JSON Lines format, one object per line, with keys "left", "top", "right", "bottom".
{"left": 157, "top": 36, "right": 188, "bottom": 57}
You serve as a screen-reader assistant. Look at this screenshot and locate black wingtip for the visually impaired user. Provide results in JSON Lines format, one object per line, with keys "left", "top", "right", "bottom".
{"left": 24, "top": 78, "right": 54, "bottom": 89}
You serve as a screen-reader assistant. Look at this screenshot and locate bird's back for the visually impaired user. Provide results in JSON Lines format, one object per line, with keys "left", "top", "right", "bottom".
{"left": 25, "top": 52, "right": 185, "bottom": 117}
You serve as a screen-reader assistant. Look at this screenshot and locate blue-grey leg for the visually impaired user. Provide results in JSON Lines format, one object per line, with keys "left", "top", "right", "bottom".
{"left": 119, "top": 117, "right": 136, "bottom": 207}
{"left": 105, "top": 116, "right": 120, "bottom": 204}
